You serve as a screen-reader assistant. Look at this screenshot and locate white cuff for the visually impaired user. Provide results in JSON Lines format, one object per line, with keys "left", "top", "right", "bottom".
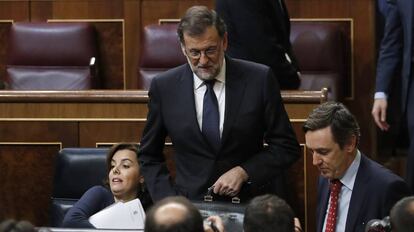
{"left": 374, "top": 92, "right": 387, "bottom": 99}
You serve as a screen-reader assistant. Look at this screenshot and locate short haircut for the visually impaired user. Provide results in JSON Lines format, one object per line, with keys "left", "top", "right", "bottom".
{"left": 177, "top": 5, "right": 226, "bottom": 44}
{"left": 391, "top": 196, "right": 414, "bottom": 232}
{"left": 303, "top": 102, "right": 360, "bottom": 149}
{"left": 145, "top": 196, "right": 204, "bottom": 232}
{"left": 243, "top": 194, "right": 294, "bottom": 232}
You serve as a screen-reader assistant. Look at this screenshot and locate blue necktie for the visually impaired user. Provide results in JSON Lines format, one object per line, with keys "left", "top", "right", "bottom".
{"left": 202, "top": 80, "right": 220, "bottom": 152}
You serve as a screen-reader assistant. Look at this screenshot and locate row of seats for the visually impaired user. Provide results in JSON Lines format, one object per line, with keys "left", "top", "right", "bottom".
{"left": 139, "top": 21, "right": 348, "bottom": 100}
{"left": 3, "top": 21, "right": 348, "bottom": 100}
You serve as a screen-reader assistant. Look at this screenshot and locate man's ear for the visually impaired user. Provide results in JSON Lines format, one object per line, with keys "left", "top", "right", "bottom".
{"left": 222, "top": 32, "right": 228, "bottom": 51}
{"left": 180, "top": 43, "right": 187, "bottom": 57}
{"left": 344, "top": 135, "right": 357, "bottom": 153}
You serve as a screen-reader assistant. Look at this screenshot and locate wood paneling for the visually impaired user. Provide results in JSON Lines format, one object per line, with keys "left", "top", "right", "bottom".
{"left": 0, "top": 144, "right": 60, "bottom": 225}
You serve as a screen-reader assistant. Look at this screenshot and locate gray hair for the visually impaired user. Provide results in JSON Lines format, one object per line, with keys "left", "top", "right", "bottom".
{"left": 177, "top": 5, "right": 226, "bottom": 44}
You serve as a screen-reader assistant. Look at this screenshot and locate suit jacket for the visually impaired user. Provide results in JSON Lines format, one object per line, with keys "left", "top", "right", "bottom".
{"left": 139, "top": 57, "right": 300, "bottom": 201}
{"left": 215, "top": 0, "right": 300, "bottom": 89}
{"left": 316, "top": 154, "right": 410, "bottom": 232}
{"left": 376, "top": 0, "right": 413, "bottom": 110}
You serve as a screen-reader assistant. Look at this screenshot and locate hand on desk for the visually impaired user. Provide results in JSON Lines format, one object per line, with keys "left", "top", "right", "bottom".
{"left": 204, "top": 215, "right": 225, "bottom": 232}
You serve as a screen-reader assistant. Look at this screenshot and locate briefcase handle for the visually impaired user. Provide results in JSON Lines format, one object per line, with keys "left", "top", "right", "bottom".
{"left": 204, "top": 186, "right": 241, "bottom": 204}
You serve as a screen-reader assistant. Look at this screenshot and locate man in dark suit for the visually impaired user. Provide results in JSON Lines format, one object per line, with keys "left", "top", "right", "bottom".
{"left": 304, "top": 102, "right": 409, "bottom": 232}
{"left": 215, "top": 0, "right": 300, "bottom": 89}
{"left": 372, "top": 0, "right": 414, "bottom": 191}
{"left": 139, "top": 6, "right": 300, "bottom": 202}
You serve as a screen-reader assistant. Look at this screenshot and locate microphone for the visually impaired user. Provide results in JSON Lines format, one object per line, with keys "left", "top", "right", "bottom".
{"left": 365, "top": 216, "right": 391, "bottom": 232}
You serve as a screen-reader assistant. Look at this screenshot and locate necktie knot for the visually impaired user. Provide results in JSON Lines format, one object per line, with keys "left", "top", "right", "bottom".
{"left": 330, "top": 179, "right": 342, "bottom": 192}
{"left": 204, "top": 79, "right": 216, "bottom": 89}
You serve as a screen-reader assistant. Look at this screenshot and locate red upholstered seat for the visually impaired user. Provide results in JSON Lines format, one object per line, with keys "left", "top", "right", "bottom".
{"left": 6, "top": 22, "right": 99, "bottom": 90}
{"left": 291, "top": 21, "right": 348, "bottom": 100}
{"left": 138, "top": 23, "right": 186, "bottom": 90}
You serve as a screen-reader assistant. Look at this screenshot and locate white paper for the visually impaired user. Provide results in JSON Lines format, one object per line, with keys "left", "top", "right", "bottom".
{"left": 89, "top": 198, "right": 146, "bottom": 229}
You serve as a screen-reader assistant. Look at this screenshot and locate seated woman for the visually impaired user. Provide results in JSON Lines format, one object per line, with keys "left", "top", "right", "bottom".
{"left": 62, "top": 143, "right": 152, "bottom": 228}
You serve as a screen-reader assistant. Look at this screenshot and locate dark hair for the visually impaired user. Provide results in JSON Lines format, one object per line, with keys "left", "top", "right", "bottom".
{"left": 145, "top": 196, "right": 204, "bottom": 232}
{"left": 244, "top": 194, "right": 295, "bottom": 232}
{"left": 391, "top": 196, "right": 414, "bottom": 232}
{"left": 104, "top": 143, "right": 146, "bottom": 198}
{"left": 302, "top": 102, "right": 360, "bottom": 149}
{"left": 177, "top": 5, "right": 226, "bottom": 45}
{"left": 0, "top": 219, "right": 36, "bottom": 232}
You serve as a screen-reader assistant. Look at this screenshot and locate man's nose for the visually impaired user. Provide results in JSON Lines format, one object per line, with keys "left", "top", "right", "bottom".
{"left": 199, "top": 52, "right": 209, "bottom": 65}
{"left": 312, "top": 153, "right": 322, "bottom": 166}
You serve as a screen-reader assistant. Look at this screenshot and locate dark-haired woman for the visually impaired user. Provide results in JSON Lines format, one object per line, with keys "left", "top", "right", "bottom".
{"left": 62, "top": 143, "right": 152, "bottom": 228}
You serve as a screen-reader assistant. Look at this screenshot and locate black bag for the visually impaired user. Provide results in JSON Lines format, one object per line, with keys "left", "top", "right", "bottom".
{"left": 192, "top": 188, "right": 246, "bottom": 232}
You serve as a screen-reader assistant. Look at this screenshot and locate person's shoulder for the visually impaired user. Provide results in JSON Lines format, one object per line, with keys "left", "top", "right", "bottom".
{"left": 154, "top": 63, "right": 189, "bottom": 82}
{"left": 362, "top": 155, "right": 406, "bottom": 185}
{"left": 84, "top": 185, "right": 112, "bottom": 198}
{"left": 229, "top": 57, "right": 270, "bottom": 71}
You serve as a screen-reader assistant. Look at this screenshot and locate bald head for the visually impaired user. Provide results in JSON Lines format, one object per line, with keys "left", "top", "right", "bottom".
{"left": 145, "top": 196, "right": 204, "bottom": 232}
{"left": 154, "top": 202, "right": 190, "bottom": 225}
{"left": 391, "top": 196, "right": 414, "bottom": 232}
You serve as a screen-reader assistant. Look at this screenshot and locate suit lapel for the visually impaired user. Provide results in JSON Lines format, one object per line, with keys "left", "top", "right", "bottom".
{"left": 176, "top": 65, "right": 209, "bottom": 147}
{"left": 344, "top": 155, "right": 369, "bottom": 232}
{"left": 317, "top": 177, "right": 330, "bottom": 232}
{"left": 221, "top": 57, "right": 247, "bottom": 147}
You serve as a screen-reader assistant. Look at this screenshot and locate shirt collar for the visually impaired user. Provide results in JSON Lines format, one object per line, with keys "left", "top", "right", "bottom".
{"left": 194, "top": 58, "right": 226, "bottom": 90}
{"left": 339, "top": 150, "right": 361, "bottom": 191}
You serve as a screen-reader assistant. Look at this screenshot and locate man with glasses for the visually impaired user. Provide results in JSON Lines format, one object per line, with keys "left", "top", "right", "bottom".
{"left": 139, "top": 6, "right": 300, "bottom": 202}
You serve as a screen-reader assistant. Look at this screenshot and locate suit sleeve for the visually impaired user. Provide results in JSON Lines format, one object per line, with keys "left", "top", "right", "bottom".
{"left": 240, "top": 68, "right": 301, "bottom": 186}
{"left": 216, "top": 0, "right": 285, "bottom": 63}
{"left": 138, "top": 78, "right": 176, "bottom": 201}
{"left": 376, "top": 0, "right": 403, "bottom": 93}
{"left": 62, "top": 186, "right": 112, "bottom": 228}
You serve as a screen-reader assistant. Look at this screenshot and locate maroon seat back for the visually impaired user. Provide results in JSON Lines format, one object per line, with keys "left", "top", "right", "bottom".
{"left": 291, "top": 21, "right": 348, "bottom": 100}
{"left": 138, "top": 23, "right": 186, "bottom": 90}
{"left": 6, "top": 22, "right": 98, "bottom": 90}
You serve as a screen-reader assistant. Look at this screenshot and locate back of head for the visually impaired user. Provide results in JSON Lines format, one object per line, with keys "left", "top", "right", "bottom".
{"left": 243, "top": 194, "right": 294, "bottom": 232}
{"left": 145, "top": 196, "right": 203, "bottom": 232}
{"left": 0, "top": 219, "right": 36, "bottom": 232}
{"left": 391, "top": 196, "right": 414, "bottom": 232}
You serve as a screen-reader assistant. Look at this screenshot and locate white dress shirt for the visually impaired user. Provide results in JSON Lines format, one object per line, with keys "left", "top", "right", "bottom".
{"left": 193, "top": 59, "right": 226, "bottom": 137}
{"left": 322, "top": 150, "right": 361, "bottom": 232}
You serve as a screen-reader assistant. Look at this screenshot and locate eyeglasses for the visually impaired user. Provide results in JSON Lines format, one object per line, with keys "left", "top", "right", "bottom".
{"left": 185, "top": 46, "right": 220, "bottom": 60}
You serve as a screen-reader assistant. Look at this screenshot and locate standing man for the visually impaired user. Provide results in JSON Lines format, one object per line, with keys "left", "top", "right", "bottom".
{"left": 304, "top": 102, "right": 409, "bottom": 232}
{"left": 139, "top": 6, "right": 300, "bottom": 202}
{"left": 372, "top": 0, "right": 414, "bottom": 191}
{"left": 215, "top": 0, "right": 300, "bottom": 89}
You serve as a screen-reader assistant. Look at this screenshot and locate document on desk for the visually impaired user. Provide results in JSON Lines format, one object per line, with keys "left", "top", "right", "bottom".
{"left": 89, "top": 198, "right": 145, "bottom": 229}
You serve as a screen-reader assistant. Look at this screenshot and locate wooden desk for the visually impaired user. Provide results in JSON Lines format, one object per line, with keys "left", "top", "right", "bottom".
{"left": 0, "top": 90, "right": 326, "bottom": 231}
